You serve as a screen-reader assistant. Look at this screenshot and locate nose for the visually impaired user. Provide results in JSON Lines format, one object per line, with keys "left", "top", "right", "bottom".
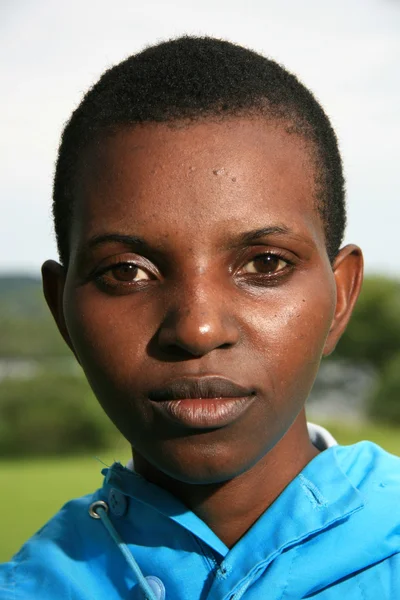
{"left": 157, "top": 280, "right": 240, "bottom": 357}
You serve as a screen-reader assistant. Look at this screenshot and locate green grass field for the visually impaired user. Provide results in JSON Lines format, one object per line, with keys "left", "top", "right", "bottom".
{"left": 0, "top": 442, "right": 131, "bottom": 562}
{"left": 1, "top": 421, "right": 400, "bottom": 562}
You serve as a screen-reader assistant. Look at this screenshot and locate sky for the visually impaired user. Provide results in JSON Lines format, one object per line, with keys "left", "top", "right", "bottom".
{"left": 1, "top": 0, "right": 399, "bottom": 276}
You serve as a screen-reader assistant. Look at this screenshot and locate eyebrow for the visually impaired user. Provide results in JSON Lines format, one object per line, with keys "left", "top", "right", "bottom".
{"left": 87, "top": 233, "right": 150, "bottom": 250}
{"left": 236, "top": 225, "right": 291, "bottom": 245}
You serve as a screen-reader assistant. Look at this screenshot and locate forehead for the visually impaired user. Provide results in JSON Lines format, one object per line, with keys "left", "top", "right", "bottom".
{"left": 72, "top": 118, "right": 325, "bottom": 252}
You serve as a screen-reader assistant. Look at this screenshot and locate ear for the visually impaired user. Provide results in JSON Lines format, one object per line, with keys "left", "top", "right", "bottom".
{"left": 323, "top": 244, "right": 363, "bottom": 356}
{"left": 42, "top": 260, "right": 79, "bottom": 362}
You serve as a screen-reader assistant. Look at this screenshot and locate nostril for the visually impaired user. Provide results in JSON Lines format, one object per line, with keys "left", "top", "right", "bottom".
{"left": 162, "top": 343, "right": 205, "bottom": 360}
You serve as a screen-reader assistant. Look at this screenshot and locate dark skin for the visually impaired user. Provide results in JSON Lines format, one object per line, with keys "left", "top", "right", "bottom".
{"left": 42, "top": 118, "right": 363, "bottom": 548}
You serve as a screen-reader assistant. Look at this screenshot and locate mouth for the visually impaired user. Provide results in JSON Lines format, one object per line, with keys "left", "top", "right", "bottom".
{"left": 148, "top": 376, "right": 256, "bottom": 429}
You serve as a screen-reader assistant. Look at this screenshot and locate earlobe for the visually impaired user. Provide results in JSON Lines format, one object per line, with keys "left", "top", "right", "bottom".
{"left": 323, "top": 244, "right": 364, "bottom": 356}
{"left": 41, "top": 260, "right": 79, "bottom": 360}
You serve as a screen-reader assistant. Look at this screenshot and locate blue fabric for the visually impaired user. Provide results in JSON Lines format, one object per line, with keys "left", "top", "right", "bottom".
{"left": 1, "top": 441, "right": 399, "bottom": 599}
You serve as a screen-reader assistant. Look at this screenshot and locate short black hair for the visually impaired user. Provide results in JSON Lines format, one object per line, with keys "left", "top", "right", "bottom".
{"left": 53, "top": 36, "right": 346, "bottom": 266}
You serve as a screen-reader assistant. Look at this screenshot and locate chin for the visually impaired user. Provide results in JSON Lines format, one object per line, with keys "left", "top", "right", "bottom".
{"left": 140, "top": 438, "right": 264, "bottom": 486}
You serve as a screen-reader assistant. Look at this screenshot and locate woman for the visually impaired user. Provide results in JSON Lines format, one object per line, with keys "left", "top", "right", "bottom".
{"left": 1, "top": 37, "right": 398, "bottom": 599}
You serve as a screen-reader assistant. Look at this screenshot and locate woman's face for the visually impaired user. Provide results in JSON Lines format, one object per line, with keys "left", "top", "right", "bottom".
{"left": 46, "top": 118, "right": 357, "bottom": 484}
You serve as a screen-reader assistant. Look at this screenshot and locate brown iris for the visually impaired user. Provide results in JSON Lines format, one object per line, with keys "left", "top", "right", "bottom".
{"left": 110, "top": 264, "right": 139, "bottom": 281}
{"left": 243, "top": 254, "right": 287, "bottom": 274}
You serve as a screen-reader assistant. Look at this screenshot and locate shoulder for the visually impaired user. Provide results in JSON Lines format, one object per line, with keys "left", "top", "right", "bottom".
{"left": 334, "top": 440, "right": 400, "bottom": 491}
{"left": 0, "top": 491, "right": 114, "bottom": 600}
{"left": 333, "top": 441, "right": 400, "bottom": 552}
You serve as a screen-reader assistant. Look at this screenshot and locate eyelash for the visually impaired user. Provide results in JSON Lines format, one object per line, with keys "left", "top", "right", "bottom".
{"left": 92, "top": 260, "right": 154, "bottom": 291}
{"left": 236, "top": 250, "right": 295, "bottom": 284}
{"left": 91, "top": 250, "right": 296, "bottom": 292}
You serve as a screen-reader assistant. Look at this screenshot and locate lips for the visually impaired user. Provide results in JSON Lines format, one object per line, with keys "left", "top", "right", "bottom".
{"left": 148, "top": 376, "right": 255, "bottom": 402}
{"left": 148, "top": 376, "right": 256, "bottom": 429}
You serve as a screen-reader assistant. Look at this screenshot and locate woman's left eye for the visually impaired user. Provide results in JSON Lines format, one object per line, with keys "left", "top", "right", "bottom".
{"left": 242, "top": 253, "right": 289, "bottom": 275}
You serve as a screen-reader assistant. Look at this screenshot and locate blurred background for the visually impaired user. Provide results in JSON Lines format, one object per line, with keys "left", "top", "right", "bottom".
{"left": 1, "top": 0, "right": 399, "bottom": 560}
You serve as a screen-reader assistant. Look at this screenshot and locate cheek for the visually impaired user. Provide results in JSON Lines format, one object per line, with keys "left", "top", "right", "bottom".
{"left": 63, "top": 288, "right": 157, "bottom": 384}
{"left": 243, "top": 279, "right": 336, "bottom": 388}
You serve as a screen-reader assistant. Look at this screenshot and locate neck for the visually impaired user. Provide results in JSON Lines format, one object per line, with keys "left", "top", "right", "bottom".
{"left": 134, "top": 416, "right": 319, "bottom": 548}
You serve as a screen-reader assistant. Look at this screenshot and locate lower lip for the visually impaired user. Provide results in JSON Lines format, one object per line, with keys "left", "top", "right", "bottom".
{"left": 150, "top": 396, "right": 255, "bottom": 429}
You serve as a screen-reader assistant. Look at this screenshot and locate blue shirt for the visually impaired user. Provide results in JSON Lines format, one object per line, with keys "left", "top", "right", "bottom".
{"left": 1, "top": 441, "right": 399, "bottom": 599}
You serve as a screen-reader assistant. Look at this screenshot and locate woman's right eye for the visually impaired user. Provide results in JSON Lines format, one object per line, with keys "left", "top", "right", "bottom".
{"left": 95, "top": 262, "right": 153, "bottom": 289}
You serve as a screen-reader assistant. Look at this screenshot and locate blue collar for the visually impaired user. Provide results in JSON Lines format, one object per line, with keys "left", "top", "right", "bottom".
{"left": 102, "top": 445, "right": 364, "bottom": 595}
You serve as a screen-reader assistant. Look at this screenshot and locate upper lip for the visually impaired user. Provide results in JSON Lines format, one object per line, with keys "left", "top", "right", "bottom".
{"left": 148, "top": 376, "right": 255, "bottom": 402}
